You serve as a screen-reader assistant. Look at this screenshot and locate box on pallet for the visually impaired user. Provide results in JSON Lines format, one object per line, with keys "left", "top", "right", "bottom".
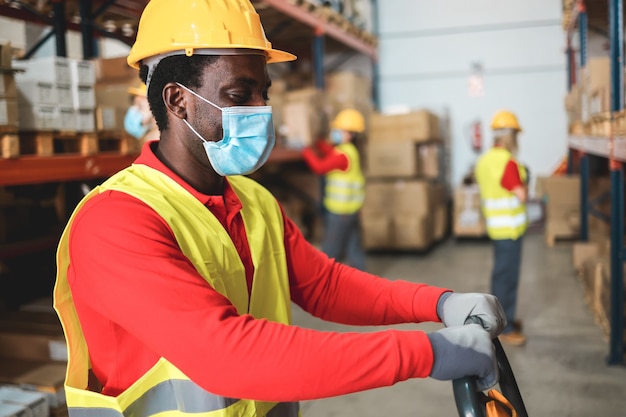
{"left": 70, "top": 60, "right": 95, "bottom": 86}
{"left": 366, "top": 141, "right": 421, "bottom": 178}
{"left": 361, "top": 211, "right": 393, "bottom": 250}
{"left": 369, "top": 110, "right": 440, "bottom": 143}
{"left": 93, "top": 57, "right": 139, "bottom": 85}
{"left": 452, "top": 184, "right": 486, "bottom": 237}
{"left": 76, "top": 109, "right": 95, "bottom": 132}
{"left": 394, "top": 214, "right": 433, "bottom": 250}
{"left": 16, "top": 81, "right": 56, "bottom": 106}
{"left": 282, "top": 89, "right": 327, "bottom": 149}
{"left": 72, "top": 85, "right": 95, "bottom": 110}
{"left": 14, "top": 56, "right": 72, "bottom": 85}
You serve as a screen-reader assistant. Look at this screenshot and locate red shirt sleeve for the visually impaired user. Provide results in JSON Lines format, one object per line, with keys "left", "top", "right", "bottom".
{"left": 500, "top": 159, "right": 523, "bottom": 191}
{"left": 302, "top": 145, "right": 349, "bottom": 175}
{"left": 67, "top": 144, "right": 449, "bottom": 401}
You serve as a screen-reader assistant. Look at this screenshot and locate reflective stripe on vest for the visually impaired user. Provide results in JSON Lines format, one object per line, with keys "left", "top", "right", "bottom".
{"left": 324, "top": 142, "right": 365, "bottom": 214}
{"left": 474, "top": 147, "right": 528, "bottom": 240}
{"left": 54, "top": 165, "right": 297, "bottom": 417}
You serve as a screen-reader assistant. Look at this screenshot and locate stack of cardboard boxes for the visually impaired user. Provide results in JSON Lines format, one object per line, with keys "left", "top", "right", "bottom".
{"left": 279, "top": 71, "right": 373, "bottom": 149}
{"left": 361, "top": 109, "right": 448, "bottom": 250}
{"left": 0, "top": 300, "right": 67, "bottom": 417}
{"left": 564, "top": 56, "right": 610, "bottom": 135}
{"left": 14, "top": 56, "right": 96, "bottom": 132}
{"left": 0, "top": 42, "right": 19, "bottom": 158}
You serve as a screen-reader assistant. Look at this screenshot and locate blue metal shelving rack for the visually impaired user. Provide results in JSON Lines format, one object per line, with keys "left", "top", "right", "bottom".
{"left": 567, "top": 0, "right": 625, "bottom": 365}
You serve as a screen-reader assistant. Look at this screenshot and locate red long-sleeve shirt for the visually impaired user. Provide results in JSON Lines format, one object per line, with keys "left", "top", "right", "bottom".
{"left": 301, "top": 140, "right": 348, "bottom": 174}
{"left": 67, "top": 141, "right": 449, "bottom": 401}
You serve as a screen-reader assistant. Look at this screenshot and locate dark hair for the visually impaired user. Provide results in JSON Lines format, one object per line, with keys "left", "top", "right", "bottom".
{"left": 139, "top": 55, "right": 219, "bottom": 131}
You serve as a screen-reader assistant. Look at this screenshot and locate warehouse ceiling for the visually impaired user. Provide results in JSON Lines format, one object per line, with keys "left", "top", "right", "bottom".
{"left": 0, "top": 0, "right": 377, "bottom": 60}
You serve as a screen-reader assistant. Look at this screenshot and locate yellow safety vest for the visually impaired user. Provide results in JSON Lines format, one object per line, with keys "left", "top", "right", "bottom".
{"left": 54, "top": 164, "right": 298, "bottom": 417}
{"left": 474, "top": 147, "right": 528, "bottom": 240}
{"left": 324, "top": 142, "right": 365, "bottom": 215}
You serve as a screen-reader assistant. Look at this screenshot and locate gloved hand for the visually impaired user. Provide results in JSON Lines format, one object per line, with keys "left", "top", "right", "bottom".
{"left": 437, "top": 292, "right": 506, "bottom": 338}
{"left": 427, "top": 324, "right": 498, "bottom": 391}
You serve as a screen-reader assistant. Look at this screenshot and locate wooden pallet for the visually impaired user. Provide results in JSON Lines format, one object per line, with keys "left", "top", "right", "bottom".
{"left": 0, "top": 130, "right": 138, "bottom": 159}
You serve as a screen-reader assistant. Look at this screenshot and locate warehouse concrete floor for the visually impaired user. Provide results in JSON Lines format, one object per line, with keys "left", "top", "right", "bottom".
{"left": 293, "top": 230, "right": 626, "bottom": 417}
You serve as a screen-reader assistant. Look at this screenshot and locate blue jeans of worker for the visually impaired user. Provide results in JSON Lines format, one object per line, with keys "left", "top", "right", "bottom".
{"left": 321, "top": 211, "right": 366, "bottom": 271}
{"left": 491, "top": 237, "right": 523, "bottom": 334}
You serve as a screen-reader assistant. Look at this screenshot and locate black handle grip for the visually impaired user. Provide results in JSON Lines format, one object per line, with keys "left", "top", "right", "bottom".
{"left": 452, "top": 338, "right": 529, "bottom": 417}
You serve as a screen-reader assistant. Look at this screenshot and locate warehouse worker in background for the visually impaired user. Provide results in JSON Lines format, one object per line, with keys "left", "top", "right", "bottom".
{"left": 123, "top": 82, "right": 158, "bottom": 145}
{"left": 302, "top": 108, "right": 367, "bottom": 271}
{"left": 475, "top": 110, "right": 529, "bottom": 346}
{"left": 54, "top": 1, "right": 508, "bottom": 415}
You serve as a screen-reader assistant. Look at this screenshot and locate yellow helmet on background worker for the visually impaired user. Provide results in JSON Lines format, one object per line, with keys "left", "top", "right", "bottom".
{"left": 332, "top": 109, "right": 365, "bottom": 133}
{"left": 127, "top": 0, "right": 296, "bottom": 69}
{"left": 491, "top": 110, "right": 522, "bottom": 132}
{"left": 128, "top": 82, "right": 147, "bottom": 97}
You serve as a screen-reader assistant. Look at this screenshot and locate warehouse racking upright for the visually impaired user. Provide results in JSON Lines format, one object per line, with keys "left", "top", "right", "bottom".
{"left": 565, "top": 0, "right": 625, "bottom": 365}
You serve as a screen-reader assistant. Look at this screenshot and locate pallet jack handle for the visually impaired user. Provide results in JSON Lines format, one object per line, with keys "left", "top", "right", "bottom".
{"left": 452, "top": 319, "right": 529, "bottom": 417}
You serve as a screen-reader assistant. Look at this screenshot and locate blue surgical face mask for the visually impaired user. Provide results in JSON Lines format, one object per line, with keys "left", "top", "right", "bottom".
{"left": 124, "top": 106, "right": 149, "bottom": 139}
{"left": 176, "top": 82, "right": 275, "bottom": 176}
{"left": 330, "top": 129, "right": 344, "bottom": 145}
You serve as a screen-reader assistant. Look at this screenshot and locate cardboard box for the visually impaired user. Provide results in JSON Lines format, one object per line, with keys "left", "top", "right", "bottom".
{"left": 454, "top": 184, "right": 481, "bottom": 211}
{"left": 56, "top": 85, "right": 73, "bottom": 108}
{"left": 95, "top": 84, "right": 133, "bottom": 109}
{"left": 0, "top": 401, "right": 29, "bottom": 417}
{"left": 453, "top": 208, "right": 486, "bottom": 237}
{"left": 72, "top": 85, "right": 95, "bottom": 110}
{"left": 76, "top": 109, "right": 95, "bottom": 132}
{"left": 369, "top": 110, "right": 440, "bottom": 143}
{"left": 18, "top": 105, "right": 57, "bottom": 130}
{"left": 15, "top": 57, "right": 72, "bottom": 85}
{"left": 325, "top": 71, "right": 372, "bottom": 103}
{"left": 58, "top": 108, "right": 76, "bottom": 131}
{"left": 363, "top": 181, "right": 397, "bottom": 212}
{"left": 93, "top": 57, "right": 139, "bottom": 85}
{"left": 16, "top": 81, "right": 56, "bottom": 106}
{"left": 366, "top": 141, "right": 421, "bottom": 178}
{"left": 419, "top": 143, "right": 440, "bottom": 179}
{"left": 70, "top": 60, "right": 95, "bottom": 86}
{"left": 14, "top": 363, "right": 66, "bottom": 408}
{"left": 393, "top": 214, "right": 433, "bottom": 249}
{"left": 572, "top": 241, "right": 600, "bottom": 271}
{"left": 282, "top": 100, "right": 325, "bottom": 149}
{"left": 361, "top": 211, "right": 392, "bottom": 249}
{"left": 0, "top": 311, "right": 66, "bottom": 362}
{"left": 392, "top": 179, "right": 431, "bottom": 216}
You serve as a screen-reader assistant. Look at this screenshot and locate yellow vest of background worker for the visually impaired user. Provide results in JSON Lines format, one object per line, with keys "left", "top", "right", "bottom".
{"left": 475, "top": 147, "right": 528, "bottom": 240}
{"left": 54, "top": 165, "right": 298, "bottom": 417}
{"left": 324, "top": 142, "right": 365, "bottom": 215}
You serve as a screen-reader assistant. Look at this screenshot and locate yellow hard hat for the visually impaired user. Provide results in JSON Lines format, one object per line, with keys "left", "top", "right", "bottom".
{"left": 127, "top": 0, "right": 296, "bottom": 69}
{"left": 491, "top": 110, "right": 522, "bottom": 132}
{"left": 332, "top": 109, "right": 365, "bottom": 133}
{"left": 128, "top": 82, "right": 147, "bottom": 97}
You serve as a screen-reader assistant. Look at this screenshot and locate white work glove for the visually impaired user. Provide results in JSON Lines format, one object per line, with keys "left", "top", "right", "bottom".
{"left": 427, "top": 324, "right": 498, "bottom": 391}
{"left": 437, "top": 292, "right": 506, "bottom": 338}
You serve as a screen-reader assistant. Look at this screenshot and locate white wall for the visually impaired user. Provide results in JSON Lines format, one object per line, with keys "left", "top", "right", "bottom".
{"left": 376, "top": 0, "right": 568, "bottom": 193}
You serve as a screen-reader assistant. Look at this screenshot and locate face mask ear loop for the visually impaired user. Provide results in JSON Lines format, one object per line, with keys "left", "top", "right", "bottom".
{"left": 182, "top": 119, "right": 209, "bottom": 144}
{"left": 175, "top": 82, "right": 222, "bottom": 111}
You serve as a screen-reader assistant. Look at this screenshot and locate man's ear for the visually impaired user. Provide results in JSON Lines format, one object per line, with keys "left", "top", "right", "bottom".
{"left": 163, "top": 82, "right": 187, "bottom": 120}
